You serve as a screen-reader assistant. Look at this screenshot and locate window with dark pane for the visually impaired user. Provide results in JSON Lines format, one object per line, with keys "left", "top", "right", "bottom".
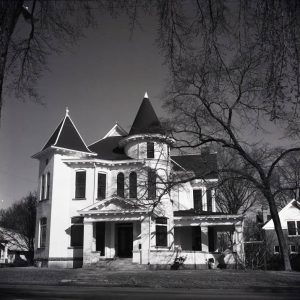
{"left": 117, "top": 172, "right": 124, "bottom": 198}
{"left": 46, "top": 172, "right": 50, "bottom": 199}
{"left": 274, "top": 245, "right": 280, "bottom": 253}
{"left": 207, "top": 188, "right": 212, "bottom": 212}
{"left": 287, "top": 221, "right": 296, "bottom": 235}
{"left": 70, "top": 217, "right": 84, "bottom": 247}
{"left": 39, "top": 217, "right": 47, "bottom": 248}
{"left": 75, "top": 171, "right": 86, "bottom": 199}
{"left": 129, "top": 172, "right": 137, "bottom": 198}
{"left": 148, "top": 169, "right": 156, "bottom": 199}
{"left": 297, "top": 221, "right": 300, "bottom": 235}
{"left": 156, "top": 217, "right": 168, "bottom": 247}
{"left": 41, "top": 174, "right": 45, "bottom": 200}
{"left": 97, "top": 173, "right": 106, "bottom": 200}
{"left": 193, "top": 189, "right": 202, "bottom": 211}
{"left": 147, "top": 142, "right": 154, "bottom": 158}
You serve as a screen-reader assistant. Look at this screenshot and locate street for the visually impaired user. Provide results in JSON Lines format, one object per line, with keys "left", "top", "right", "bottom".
{"left": 0, "top": 284, "right": 299, "bottom": 300}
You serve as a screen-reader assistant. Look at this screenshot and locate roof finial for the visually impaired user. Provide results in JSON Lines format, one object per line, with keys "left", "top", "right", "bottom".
{"left": 65, "top": 107, "right": 69, "bottom": 116}
{"left": 144, "top": 91, "right": 149, "bottom": 99}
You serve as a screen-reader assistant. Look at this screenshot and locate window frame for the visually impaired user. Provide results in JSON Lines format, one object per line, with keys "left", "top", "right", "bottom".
{"left": 75, "top": 170, "right": 86, "bottom": 199}
{"left": 39, "top": 217, "right": 47, "bottom": 248}
{"left": 45, "top": 172, "right": 50, "bottom": 200}
{"left": 97, "top": 173, "right": 107, "bottom": 200}
{"left": 40, "top": 174, "right": 45, "bottom": 200}
{"left": 206, "top": 188, "right": 213, "bottom": 212}
{"left": 274, "top": 245, "right": 280, "bottom": 254}
{"left": 289, "top": 245, "right": 298, "bottom": 253}
{"left": 129, "top": 171, "right": 137, "bottom": 199}
{"left": 193, "top": 189, "right": 203, "bottom": 211}
{"left": 155, "top": 217, "right": 168, "bottom": 247}
{"left": 148, "top": 169, "right": 156, "bottom": 200}
{"left": 117, "top": 172, "right": 125, "bottom": 198}
{"left": 147, "top": 142, "right": 155, "bottom": 159}
{"left": 287, "top": 220, "right": 300, "bottom": 236}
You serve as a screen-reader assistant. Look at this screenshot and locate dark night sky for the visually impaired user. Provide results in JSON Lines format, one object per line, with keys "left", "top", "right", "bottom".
{"left": 0, "top": 13, "right": 167, "bottom": 209}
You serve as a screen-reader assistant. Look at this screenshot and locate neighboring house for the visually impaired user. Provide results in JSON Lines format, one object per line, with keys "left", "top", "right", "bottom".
{"left": 32, "top": 93, "right": 244, "bottom": 268}
{"left": 262, "top": 199, "right": 300, "bottom": 255}
{"left": 0, "top": 227, "right": 28, "bottom": 265}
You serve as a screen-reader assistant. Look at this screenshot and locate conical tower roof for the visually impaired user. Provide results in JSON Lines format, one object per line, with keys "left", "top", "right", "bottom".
{"left": 41, "top": 108, "right": 93, "bottom": 154}
{"left": 129, "top": 93, "right": 165, "bottom": 135}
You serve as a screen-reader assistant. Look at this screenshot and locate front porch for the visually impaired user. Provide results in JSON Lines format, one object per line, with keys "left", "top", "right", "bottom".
{"left": 79, "top": 197, "right": 244, "bottom": 269}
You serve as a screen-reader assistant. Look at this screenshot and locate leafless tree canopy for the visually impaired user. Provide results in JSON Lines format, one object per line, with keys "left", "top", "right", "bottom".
{"left": 157, "top": 0, "right": 300, "bottom": 271}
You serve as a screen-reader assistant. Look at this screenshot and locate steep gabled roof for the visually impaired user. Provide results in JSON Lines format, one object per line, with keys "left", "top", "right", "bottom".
{"left": 263, "top": 199, "right": 300, "bottom": 230}
{"left": 171, "top": 153, "right": 218, "bottom": 179}
{"left": 89, "top": 136, "right": 130, "bottom": 160}
{"left": 129, "top": 93, "right": 165, "bottom": 135}
{"left": 41, "top": 108, "right": 93, "bottom": 154}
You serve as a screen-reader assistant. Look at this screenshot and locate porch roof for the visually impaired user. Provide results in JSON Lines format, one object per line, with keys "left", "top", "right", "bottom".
{"left": 78, "top": 195, "right": 149, "bottom": 217}
{"left": 174, "top": 210, "right": 243, "bottom": 226}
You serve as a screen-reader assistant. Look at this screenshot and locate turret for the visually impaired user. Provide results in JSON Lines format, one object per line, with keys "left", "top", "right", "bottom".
{"left": 119, "top": 93, "right": 173, "bottom": 161}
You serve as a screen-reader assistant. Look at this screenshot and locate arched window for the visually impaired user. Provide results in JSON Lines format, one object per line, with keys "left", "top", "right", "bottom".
{"left": 148, "top": 169, "right": 156, "bottom": 199}
{"left": 129, "top": 172, "right": 137, "bottom": 198}
{"left": 117, "top": 172, "right": 125, "bottom": 198}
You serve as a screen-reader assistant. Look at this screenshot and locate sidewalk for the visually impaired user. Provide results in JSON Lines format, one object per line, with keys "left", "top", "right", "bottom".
{"left": 0, "top": 267, "right": 299, "bottom": 289}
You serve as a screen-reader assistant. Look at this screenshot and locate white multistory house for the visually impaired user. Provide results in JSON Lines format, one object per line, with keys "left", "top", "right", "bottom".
{"left": 32, "top": 94, "right": 244, "bottom": 268}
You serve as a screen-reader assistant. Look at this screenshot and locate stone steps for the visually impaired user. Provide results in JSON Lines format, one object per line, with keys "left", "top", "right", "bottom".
{"left": 88, "top": 258, "right": 148, "bottom": 271}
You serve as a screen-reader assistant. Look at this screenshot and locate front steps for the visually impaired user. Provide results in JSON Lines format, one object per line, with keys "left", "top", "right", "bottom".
{"left": 87, "top": 258, "right": 149, "bottom": 271}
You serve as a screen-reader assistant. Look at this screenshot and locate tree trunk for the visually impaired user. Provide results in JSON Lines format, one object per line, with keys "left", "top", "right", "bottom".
{"left": 0, "top": 0, "right": 23, "bottom": 122}
{"left": 265, "top": 191, "right": 292, "bottom": 271}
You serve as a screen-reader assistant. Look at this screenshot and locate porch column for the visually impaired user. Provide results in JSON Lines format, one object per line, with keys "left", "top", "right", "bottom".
{"left": 83, "top": 221, "right": 94, "bottom": 266}
{"left": 201, "top": 226, "right": 209, "bottom": 252}
{"left": 234, "top": 223, "right": 244, "bottom": 266}
{"left": 140, "top": 216, "right": 151, "bottom": 264}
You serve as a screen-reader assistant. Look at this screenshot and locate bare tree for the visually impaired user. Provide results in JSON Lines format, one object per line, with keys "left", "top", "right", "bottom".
{"left": 0, "top": 0, "right": 149, "bottom": 121}
{"left": 0, "top": 192, "right": 37, "bottom": 264}
{"left": 157, "top": 0, "right": 300, "bottom": 271}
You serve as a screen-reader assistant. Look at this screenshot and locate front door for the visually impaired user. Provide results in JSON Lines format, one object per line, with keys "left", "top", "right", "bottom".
{"left": 117, "top": 223, "right": 133, "bottom": 258}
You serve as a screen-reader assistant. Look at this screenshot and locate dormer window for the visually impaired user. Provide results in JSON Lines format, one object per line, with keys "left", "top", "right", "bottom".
{"left": 147, "top": 142, "right": 154, "bottom": 158}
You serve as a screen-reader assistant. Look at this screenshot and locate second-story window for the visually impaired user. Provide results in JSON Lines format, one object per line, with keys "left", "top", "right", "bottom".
{"left": 97, "top": 173, "right": 106, "bottom": 200}
{"left": 193, "top": 189, "right": 202, "bottom": 211}
{"left": 207, "top": 188, "right": 212, "bottom": 212}
{"left": 147, "top": 142, "right": 154, "bottom": 158}
{"left": 41, "top": 174, "right": 45, "bottom": 200}
{"left": 75, "top": 171, "right": 86, "bottom": 199}
{"left": 46, "top": 172, "right": 50, "bottom": 200}
{"left": 287, "top": 221, "right": 300, "bottom": 236}
{"left": 117, "top": 172, "right": 124, "bottom": 198}
{"left": 148, "top": 169, "right": 156, "bottom": 199}
{"left": 129, "top": 172, "right": 137, "bottom": 198}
